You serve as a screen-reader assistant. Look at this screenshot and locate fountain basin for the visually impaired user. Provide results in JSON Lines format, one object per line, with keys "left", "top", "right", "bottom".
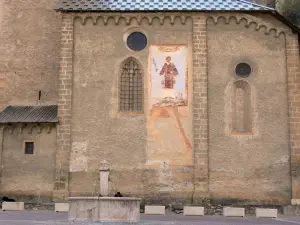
{"left": 68, "top": 197, "right": 141, "bottom": 223}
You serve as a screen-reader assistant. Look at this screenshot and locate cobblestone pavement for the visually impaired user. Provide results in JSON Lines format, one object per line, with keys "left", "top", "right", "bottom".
{"left": 0, "top": 211, "right": 300, "bottom": 225}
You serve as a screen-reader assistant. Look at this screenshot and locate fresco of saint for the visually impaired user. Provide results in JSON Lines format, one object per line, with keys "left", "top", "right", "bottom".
{"left": 159, "top": 56, "right": 179, "bottom": 89}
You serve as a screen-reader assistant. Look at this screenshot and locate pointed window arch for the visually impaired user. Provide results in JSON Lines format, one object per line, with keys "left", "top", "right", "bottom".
{"left": 232, "top": 80, "right": 252, "bottom": 133}
{"left": 119, "top": 58, "right": 143, "bottom": 112}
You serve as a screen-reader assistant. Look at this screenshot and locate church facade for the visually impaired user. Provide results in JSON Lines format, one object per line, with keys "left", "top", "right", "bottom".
{"left": 1, "top": 0, "right": 300, "bottom": 206}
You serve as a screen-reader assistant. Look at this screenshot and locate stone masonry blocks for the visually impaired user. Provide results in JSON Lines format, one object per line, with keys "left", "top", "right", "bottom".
{"left": 184, "top": 206, "right": 205, "bottom": 216}
{"left": 286, "top": 33, "right": 300, "bottom": 199}
{"left": 192, "top": 15, "right": 209, "bottom": 195}
{"left": 223, "top": 207, "right": 245, "bottom": 217}
{"left": 144, "top": 206, "right": 166, "bottom": 215}
{"left": 54, "top": 13, "right": 74, "bottom": 199}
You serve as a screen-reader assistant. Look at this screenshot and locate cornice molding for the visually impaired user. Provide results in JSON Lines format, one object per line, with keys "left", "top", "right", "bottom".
{"left": 73, "top": 13, "right": 193, "bottom": 25}
{"left": 207, "top": 14, "right": 290, "bottom": 37}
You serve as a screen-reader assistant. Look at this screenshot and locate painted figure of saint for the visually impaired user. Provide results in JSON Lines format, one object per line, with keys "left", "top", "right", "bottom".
{"left": 159, "top": 56, "right": 179, "bottom": 89}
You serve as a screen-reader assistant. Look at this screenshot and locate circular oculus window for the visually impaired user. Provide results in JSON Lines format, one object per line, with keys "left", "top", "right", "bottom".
{"left": 126, "top": 32, "right": 147, "bottom": 51}
{"left": 235, "top": 63, "right": 252, "bottom": 78}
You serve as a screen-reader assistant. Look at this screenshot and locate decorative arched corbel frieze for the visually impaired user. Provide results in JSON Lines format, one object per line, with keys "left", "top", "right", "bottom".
{"left": 139, "top": 16, "right": 150, "bottom": 25}
{"left": 75, "top": 14, "right": 192, "bottom": 26}
{"left": 125, "top": 16, "right": 131, "bottom": 25}
{"left": 245, "top": 21, "right": 257, "bottom": 28}
{"left": 73, "top": 16, "right": 84, "bottom": 25}
{"left": 170, "top": 16, "right": 175, "bottom": 25}
{"left": 83, "top": 16, "right": 93, "bottom": 25}
{"left": 114, "top": 16, "right": 120, "bottom": 25}
{"left": 207, "top": 14, "right": 289, "bottom": 38}
{"left": 225, "top": 16, "right": 231, "bottom": 24}
{"left": 36, "top": 125, "right": 42, "bottom": 134}
{"left": 242, "top": 14, "right": 289, "bottom": 36}
{"left": 134, "top": 15, "right": 143, "bottom": 25}
{"left": 8, "top": 125, "right": 13, "bottom": 134}
{"left": 28, "top": 124, "right": 35, "bottom": 134}
{"left": 92, "top": 16, "right": 98, "bottom": 25}
{"left": 18, "top": 124, "right": 25, "bottom": 134}
{"left": 147, "top": 16, "right": 154, "bottom": 25}
{"left": 159, "top": 16, "right": 165, "bottom": 25}
{"left": 47, "top": 125, "right": 53, "bottom": 134}
{"left": 180, "top": 16, "right": 187, "bottom": 25}
{"left": 103, "top": 16, "right": 109, "bottom": 25}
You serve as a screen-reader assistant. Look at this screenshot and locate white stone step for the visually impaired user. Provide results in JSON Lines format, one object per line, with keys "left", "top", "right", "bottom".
{"left": 223, "top": 207, "right": 245, "bottom": 217}
{"left": 184, "top": 206, "right": 204, "bottom": 216}
{"left": 55, "top": 203, "right": 69, "bottom": 212}
{"left": 256, "top": 208, "right": 277, "bottom": 218}
{"left": 2, "top": 202, "right": 24, "bottom": 211}
{"left": 144, "top": 206, "right": 165, "bottom": 215}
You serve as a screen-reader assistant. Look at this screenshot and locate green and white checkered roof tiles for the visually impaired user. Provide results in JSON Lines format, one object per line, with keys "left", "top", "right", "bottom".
{"left": 56, "top": 0, "right": 274, "bottom": 12}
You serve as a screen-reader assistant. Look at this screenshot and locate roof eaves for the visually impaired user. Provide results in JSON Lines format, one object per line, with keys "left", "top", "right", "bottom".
{"left": 271, "top": 11, "right": 300, "bottom": 34}
{"left": 0, "top": 121, "right": 58, "bottom": 124}
{"left": 237, "top": 0, "right": 275, "bottom": 11}
{"left": 0, "top": 105, "right": 59, "bottom": 124}
{"left": 55, "top": 9, "right": 274, "bottom": 13}
{"left": 54, "top": 0, "right": 275, "bottom": 12}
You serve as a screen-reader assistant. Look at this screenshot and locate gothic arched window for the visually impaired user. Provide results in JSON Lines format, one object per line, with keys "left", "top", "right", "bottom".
{"left": 232, "top": 80, "right": 252, "bottom": 133}
{"left": 119, "top": 58, "right": 143, "bottom": 112}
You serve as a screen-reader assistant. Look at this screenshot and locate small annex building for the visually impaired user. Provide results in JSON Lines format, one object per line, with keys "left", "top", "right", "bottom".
{"left": 0, "top": 0, "right": 300, "bottom": 206}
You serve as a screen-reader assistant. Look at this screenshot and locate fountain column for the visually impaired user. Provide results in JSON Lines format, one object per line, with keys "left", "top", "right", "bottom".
{"left": 99, "top": 160, "right": 110, "bottom": 197}
{"left": 69, "top": 159, "right": 141, "bottom": 222}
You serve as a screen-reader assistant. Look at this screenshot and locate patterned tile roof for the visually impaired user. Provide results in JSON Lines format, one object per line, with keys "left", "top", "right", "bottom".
{"left": 56, "top": 0, "right": 274, "bottom": 12}
{"left": 0, "top": 105, "right": 58, "bottom": 124}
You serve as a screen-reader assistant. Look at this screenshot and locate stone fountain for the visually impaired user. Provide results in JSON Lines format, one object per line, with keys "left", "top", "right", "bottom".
{"left": 68, "top": 160, "right": 141, "bottom": 222}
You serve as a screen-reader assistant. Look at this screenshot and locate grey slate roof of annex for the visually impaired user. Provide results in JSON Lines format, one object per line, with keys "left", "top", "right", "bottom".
{"left": 56, "top": 0, "right": 274, "bottom": 12}
{"left": 0, "top": 105, "right": 58, "bottom": 124}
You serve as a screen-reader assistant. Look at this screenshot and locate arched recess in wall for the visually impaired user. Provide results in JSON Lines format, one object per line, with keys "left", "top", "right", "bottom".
{"left": 232, "top": 80, "right": 252, "bottom": 133}
{"left": 119, "top": 57, "right": 143, "bottom": 112}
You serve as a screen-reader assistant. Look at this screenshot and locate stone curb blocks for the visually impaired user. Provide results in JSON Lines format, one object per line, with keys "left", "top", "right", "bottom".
{"left": 183, "top": 206, "right": 204, "bottom": 216}
{"left": 291, "top": 199, "right": 300, "bottom": 205}
{"left": 145, "top": 206, "right": 165, "bottom": 215}
{"left": 55, "top": 203, "right": 69, "bottom": 212}
{"left": 223, "top": 207, "right": 245, "bottom": 217}
{"left": 2, "top": 202, "right": 24, "bottom": 211}
{"left": 256, "top": 208, "right": 277, "bottom": 218}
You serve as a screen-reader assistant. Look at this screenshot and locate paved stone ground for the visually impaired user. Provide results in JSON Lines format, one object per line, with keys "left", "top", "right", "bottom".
{"left": 0, "top": 211, "right": 300, "bottom": 225}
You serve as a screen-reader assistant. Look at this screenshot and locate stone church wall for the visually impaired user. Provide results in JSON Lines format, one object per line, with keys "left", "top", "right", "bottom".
{"left": 64, "top": 12, "right": 295, "bottom": 205}
{"left": 0, "top": 0, "right": 61, "bottom": 108}
{"left": 207, "top": 15, "right": 291, "bottom": 204}
{"left": 0, "top": 125, "right": 57, "bottom": 202}
{"left": 69, "top": 15, "right": 195, "bottom": 203}
{"left": 1, "top": 1, "right": 297, "bottom": 204}
{"left": 51, "top": 12, "right": 298, "bottom": 205}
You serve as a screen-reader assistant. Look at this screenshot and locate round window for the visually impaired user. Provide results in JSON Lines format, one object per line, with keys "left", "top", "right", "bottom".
{"left": 235, "top": 63, "right": 252, "bottom": 78}
{"left": 126, "top": 32, "right": 147, "bottom": 51}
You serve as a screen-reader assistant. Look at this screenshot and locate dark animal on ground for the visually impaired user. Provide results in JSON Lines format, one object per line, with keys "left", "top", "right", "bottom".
{"left": 114, "top": 192, "right": 123, "bottom": 197}
{"left": 2, "top": 197, "right": 16, "bottom": 202}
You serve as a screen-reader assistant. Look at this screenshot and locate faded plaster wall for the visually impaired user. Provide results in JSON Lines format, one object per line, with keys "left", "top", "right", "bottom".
{"left": 0, "top": 0, "right": 61, "bottom": 107}
{"left": 70, "top": 16, "right": 194, "bottom": 202}
{"left": 207, "top": 16, "right": 291, "bottom": 204}
{"left": 0, "top": 125, "right": 57, "bottom": 201}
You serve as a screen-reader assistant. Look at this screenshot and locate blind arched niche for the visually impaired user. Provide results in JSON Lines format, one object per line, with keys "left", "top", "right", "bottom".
{"left": 232, "top": 80, "right": 252, "bottom": 133}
